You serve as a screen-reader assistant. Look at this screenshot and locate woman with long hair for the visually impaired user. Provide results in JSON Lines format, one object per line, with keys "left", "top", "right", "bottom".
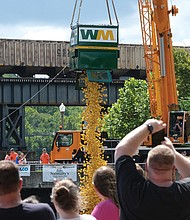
{"left": 91, "top": 166, "right": 119, "bottom": 220}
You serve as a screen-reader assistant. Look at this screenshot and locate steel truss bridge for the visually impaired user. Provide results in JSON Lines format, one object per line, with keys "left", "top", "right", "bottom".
{"left": 0, "top": 77, "right": 126, "bottom": 152}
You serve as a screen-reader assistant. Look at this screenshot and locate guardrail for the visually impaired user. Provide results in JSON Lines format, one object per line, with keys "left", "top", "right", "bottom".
{"left": 20, "top": 162, "right": 147, "bottom": 188}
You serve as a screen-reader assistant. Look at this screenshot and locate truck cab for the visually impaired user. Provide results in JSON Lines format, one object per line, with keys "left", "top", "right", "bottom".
{"left": 50, "top": 130, "right": 83, "bottom": 163}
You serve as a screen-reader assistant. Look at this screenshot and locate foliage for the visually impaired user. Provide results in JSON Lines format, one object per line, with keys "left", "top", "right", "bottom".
{"left": 173, "top": 48, "right": 190, "bottom": 98}
{"left": 25, "top": 106, "right": 83, "bottom": 159}
{"left": 102, "top": 49, "right": 190, "bottom": 140}
{"left": 34, "top": 106, "right": 58, "bottom": 115}
{"left": 178, "top": 97, "right": 190, "bottom": 111}
{"left": 64, "top": 106, "right": 84, "bottom": 130}
{"left": 103, "top": 78, "right": 150, "bottom": 139}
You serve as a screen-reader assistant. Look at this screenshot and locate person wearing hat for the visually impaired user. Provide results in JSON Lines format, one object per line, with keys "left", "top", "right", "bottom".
{"left": 10, "top": 148, "right": 18, "bottom": 162}
{"left": 40, "top": 148, "right": 50, "bottom": 164}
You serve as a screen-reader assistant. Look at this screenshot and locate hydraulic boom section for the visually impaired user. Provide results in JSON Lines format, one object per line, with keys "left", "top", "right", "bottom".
{"left": 138, "top": 0, "right": 178, "bottom": 123}
{"left": 139, "top": 0, "right": 190, "bottom": 145}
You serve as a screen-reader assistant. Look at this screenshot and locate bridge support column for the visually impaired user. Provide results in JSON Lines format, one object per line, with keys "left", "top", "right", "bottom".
{"left": 0, "top": 105, "right": 26, "bottom": 151}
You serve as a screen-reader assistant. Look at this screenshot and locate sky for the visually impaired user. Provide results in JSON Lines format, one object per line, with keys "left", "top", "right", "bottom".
{"left": 0, "top": 0, "right": 189, "bottom": 46}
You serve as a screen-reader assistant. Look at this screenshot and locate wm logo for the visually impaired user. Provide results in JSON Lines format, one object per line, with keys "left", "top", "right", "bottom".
{"left": 80, "top": 29, "right": 115, "bottom": 41}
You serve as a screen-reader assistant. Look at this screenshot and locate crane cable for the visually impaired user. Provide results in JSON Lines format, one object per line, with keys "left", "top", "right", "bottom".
{"left": 111, "top": 0, "right": 119, "bottom": 25}
{"left": 70, "top": 0, "right": 78, "bottom": 27}
{"left": 70, "top": 0, "right": 83, "bottom": 27}
{"left": 106, "top": 0, "right": 112, "bottom": 25}
{"left": 0, "top": 64, "right": 69, "bottom": 123}
{"left": 70, "top": 0, "right": 119, "bottom": 27}
{"left": 77, "top": 0, "right": 83, "bottom": 25}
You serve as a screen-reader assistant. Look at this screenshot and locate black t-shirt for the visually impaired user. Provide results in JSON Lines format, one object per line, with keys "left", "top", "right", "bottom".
{"left": 0, "top": 202, "right": 56, "bottom": 220}
{"left": 115, "top": 155, "right": 190, "bottom": 220}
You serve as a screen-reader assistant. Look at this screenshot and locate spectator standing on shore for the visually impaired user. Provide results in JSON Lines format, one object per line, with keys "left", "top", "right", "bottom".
{"left": 51, "top": 179, "right": 96, "bottom": 220}
{"left": 91, "top": 166, "right": 119, "bottom": 220}
{"left": 4, "top": 151, "right": 11, "bottom": 160}
{"left": 115, "top": 119, "right": 190, "bottom": 220}
{"left": 0, "top": 160, "right": 56, "bottom": 220}
{"left": 19, "top": 152, "right": 27, "bottom": 164}
{"left": 40, "top": 148, "right": 50, "bottom": 164}
{"left": 15, "top": 151, "right": 27, "bottom": 164}
{"left": 10, "top": 148, "right": 18, "bottom": 162}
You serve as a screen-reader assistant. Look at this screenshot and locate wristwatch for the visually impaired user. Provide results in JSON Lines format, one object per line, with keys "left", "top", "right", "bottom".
{"left": 146, "top": 124, "right": 153, "bottom": 134}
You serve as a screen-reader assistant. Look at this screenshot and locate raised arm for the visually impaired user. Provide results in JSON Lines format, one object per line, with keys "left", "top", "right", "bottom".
{"left": 114, "top": 119, "right": 166, "bottom": 162}
{"left": 162, "top": 137, "right": 190, "bottom": 178}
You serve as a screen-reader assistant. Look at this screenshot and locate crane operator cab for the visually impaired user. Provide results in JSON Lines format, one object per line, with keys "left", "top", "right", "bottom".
{"left": 50, "top": 130, "right": 83, "bottom": 163}
{"left": 168, "top": 111, "right": 190, "bottom": 145}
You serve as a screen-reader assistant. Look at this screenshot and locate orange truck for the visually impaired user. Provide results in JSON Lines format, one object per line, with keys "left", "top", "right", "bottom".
{"left": 50, "top": 130, "right": 84, "bottom": 163}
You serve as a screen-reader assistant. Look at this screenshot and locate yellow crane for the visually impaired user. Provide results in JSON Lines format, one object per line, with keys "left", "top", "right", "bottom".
{"left": 138, "top": 0, "right": 190, "bottom": 145}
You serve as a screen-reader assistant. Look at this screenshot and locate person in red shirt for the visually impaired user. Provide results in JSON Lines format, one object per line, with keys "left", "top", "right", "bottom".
{"left": 40, "top": 148, "right": 50, "bottom": 164}
{"left": 10, "top": 148, "right": 18, "bottom": 162}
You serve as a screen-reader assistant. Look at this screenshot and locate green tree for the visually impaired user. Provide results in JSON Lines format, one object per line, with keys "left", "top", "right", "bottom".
{"left": 178, "top": 97, "right": 190, "bottom": 111}
{"left": 34, "top": 106, "right": 58, "bottom": 115}
{"left": 64, "top": 106, "right": 84, "bottom": 130}
{"left": 173, "top": 47, "right": 190, "bottom": 98}
{"left": 103, "top": 78, "right": 150, "bottom": 139}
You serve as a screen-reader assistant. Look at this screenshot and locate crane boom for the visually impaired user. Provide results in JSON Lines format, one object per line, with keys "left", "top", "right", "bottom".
{"left": 138, "top": 0, "right": 190, "bottom": 146}
{"left": 138, "top": 0, "right": 178, "bottom": 124}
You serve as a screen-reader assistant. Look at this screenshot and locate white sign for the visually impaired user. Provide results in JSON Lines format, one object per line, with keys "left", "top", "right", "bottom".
{"left": 79, "top": 27, "right": 118, "bottom": 43}
{"left": 42, "top": 164, "right": 77, "bottom": 182}
{"left": 19, "top": 165, "right": 31, "bottom": 176}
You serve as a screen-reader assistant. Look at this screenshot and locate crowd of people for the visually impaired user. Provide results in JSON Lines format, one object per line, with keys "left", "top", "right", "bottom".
{"left": 1, "top": 119, "right": 190, "bottom": 220}
{"left": 4, "top": 147, "right": 50, "bottom": 164}
{"left": 4, "top": 148, "right": 27, "bottom": 164}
